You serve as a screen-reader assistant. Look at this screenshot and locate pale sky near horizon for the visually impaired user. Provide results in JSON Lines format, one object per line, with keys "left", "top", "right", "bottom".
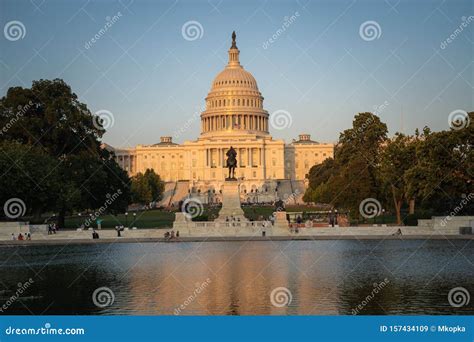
{"left": 1, "top": 0, "right": 472, "bottom": 148}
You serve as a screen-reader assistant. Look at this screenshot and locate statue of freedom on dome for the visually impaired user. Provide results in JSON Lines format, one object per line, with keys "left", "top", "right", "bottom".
{"left": 226, "top": 146, "right": 238, "bottom": 180}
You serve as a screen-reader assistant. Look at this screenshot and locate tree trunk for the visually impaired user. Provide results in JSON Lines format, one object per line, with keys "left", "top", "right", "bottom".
{"left": 391, "top": 185, "right": 402, "bottom": 225}
{"left": 409, "top": 198, "right": 415, "bottom": 214}
{"left": 58, "top": 208, "right": 66, "bottom": 229}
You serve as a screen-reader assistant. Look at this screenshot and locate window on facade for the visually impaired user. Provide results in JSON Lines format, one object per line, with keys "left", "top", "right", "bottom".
{"left": 192, "top": 159, "right": 197, "bottom": 167}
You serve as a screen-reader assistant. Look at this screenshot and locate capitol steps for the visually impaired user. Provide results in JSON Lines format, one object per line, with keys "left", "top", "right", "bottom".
{"left": 157, "top": 182, "right": 177, "bottom": 207}
{"left": 276, "top": 180, "right": 296, "bottom": 204}
{"left": 170, "top": 181, "right": 190, "bottom": 206}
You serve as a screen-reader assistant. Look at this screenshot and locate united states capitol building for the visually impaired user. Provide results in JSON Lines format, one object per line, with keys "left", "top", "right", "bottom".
{"left": 108, "top": 33, "right": 333, "bottom": 206}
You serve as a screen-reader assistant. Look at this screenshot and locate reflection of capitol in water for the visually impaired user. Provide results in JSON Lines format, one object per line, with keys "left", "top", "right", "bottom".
{"left": 2, "top": 240, "right": 471, "bottom": 315}
{"left": 107, "top": 32, "right": 333, "bottom": 205}
{"left": 123, "top": 242, "right": 345, "bottom": 315}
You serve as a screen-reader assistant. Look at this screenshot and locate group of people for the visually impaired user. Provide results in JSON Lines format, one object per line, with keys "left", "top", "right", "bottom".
{"left": 115, "top": 225, "right": 125, "bottom": 237}
{"left": 164, "top": 230, "right": 179, "bottom": 240}
{"left": 225, "top": 216, "right": 241, "bottom": 222}
{"left": 11, "top": 232, "right": 31, "bottom": 241}
{"left": 48, "top": 223, "right": 58, "bottom": 235}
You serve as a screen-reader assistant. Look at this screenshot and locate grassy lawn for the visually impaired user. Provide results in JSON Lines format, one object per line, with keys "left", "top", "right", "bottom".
{"left": 64, "top": 210, "right": 176, "bottom": 229}
{"left": 55, "top": 205, "right": 399, "bottom": 229}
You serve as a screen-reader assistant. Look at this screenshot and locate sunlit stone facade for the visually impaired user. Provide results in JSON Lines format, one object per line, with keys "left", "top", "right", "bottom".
{"left": 109, "top": 34, "right": 333, "bottom": 204}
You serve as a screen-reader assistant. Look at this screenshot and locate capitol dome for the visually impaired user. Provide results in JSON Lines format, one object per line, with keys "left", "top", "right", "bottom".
{"left": 201, "top": 32, "right": 269, "bottom": 136}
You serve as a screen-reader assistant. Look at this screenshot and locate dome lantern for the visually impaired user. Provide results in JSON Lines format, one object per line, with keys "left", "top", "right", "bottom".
{"left": 228, "top": 31, "right": 241, "bottom": 68}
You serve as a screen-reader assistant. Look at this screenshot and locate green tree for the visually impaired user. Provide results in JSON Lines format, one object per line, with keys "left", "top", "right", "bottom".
{"left": 405, "top": 113, "right": 473, "bottom": 214}
{"left": 380, "top": 133, "right": 417, "bottom": 224}
{"left": 0, "top": 79, "right": 131, "bottom": 225}
{"left": 0, "top": 141, "right": 60, "bottom": 219}
{"left": 304, "top": 112, "right": 388, "bottom": 219}
{"left": 144, "top": 169, "right": 165, "bottom": 202}
{"left": 131, "top": 173, "right": 152, "bottom": 205}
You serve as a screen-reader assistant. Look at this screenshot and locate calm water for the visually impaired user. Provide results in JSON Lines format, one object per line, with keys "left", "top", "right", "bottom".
{"left": 0, "top": 240, "right": 472, "bottom": 315}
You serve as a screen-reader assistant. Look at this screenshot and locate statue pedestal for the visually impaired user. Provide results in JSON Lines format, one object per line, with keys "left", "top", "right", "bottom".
{"left": 216, "top": 180, "right": 248, "bottom": 222}
{"left": 172, "top": 212, "right": 190, "bottom": 231}
{"left": 273, "top": 211, "right": 289, "bottom": 235}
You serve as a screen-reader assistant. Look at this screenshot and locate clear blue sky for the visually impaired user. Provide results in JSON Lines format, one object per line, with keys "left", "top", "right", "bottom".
{"left": 1, "top": 0, "right": 472, "bottom": 147}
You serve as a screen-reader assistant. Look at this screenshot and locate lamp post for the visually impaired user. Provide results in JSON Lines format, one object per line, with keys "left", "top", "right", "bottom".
{"left": 335, "top": 209, "right": 338, "bottom": 226}
{"left": 125, "top": 212, "right": 128, "bottom": 227}
{"left": 133, "top": 212, "right": 137, "bottom": 227}
{"left": 382, "top": 209, "right": 385, "bottom": 226}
